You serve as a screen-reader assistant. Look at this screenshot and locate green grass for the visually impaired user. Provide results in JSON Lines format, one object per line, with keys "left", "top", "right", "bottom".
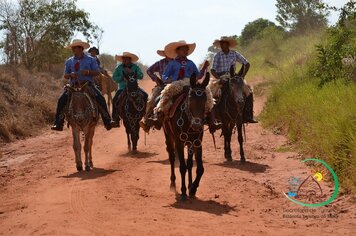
{"left": 241, "top": 32, "right": 356, "bottom": 194}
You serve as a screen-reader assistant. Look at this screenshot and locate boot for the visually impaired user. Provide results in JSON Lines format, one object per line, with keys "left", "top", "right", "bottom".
{"left": 96, "top": 93, "right": 116, "bottom": 130}
{"left": 51, "top": 92, "right": 68, "bottom": 131}
{"left": 207, "top": 111, "right": 222, "bottom": 133}
{"left": 244, "top": 94, "right": 258, "bottom": 123}
{"left": 139, "top": 120, "right": 151, "bottom": 133}
{"left": 51, "top": 115, "right": 65, "bottom": 131}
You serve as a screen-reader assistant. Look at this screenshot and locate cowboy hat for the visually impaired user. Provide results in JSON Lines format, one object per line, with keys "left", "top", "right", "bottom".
{"left": 164, "top": 40, "right": 196, "bottom": 59}
{"left": 115, "top": 52, "right": 139, "bottom": 62}
{"left": 157, "top": 49, "right": 171, "bottom": 58}
{"left": 213, "top": 36, "right": 237, "bottom": 48}
{"left": 88, "top": 46, "right": 100, "bottom": 55}
{"left": 65, "top": 39, "right": 90, "bottom": 49}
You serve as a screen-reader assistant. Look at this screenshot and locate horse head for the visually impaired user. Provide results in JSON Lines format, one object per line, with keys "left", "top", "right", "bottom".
{"left": 187, "top": 72, "right": 210, "bottom": 131}
{"left": 124, "top": 72, "right": 139, "bottom": 96}
{"left": 228, "top": 65, "right": 245, "bottom": 106}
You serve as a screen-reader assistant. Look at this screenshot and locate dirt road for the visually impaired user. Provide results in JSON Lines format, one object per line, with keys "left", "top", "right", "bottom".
{"left": 0, "top": 78, "right": 355, "bottom": 236}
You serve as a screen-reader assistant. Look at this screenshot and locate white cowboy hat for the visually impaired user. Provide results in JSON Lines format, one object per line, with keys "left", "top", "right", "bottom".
{"left": 164, "top": 40, "right": 196, "bottom": 59}
{"left": 213, "top": 36, "right": 237, "bottom": 48}
{"left": 115, "top": 52, "right": 139, "bottom": 62}
{"left": 65, "top": 39, "right": 90, "bottom": 49}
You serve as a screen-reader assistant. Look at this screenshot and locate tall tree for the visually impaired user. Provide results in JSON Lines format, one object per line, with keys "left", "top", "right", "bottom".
{"left": 276, "top": 0, "right": 329, "bottom": 33}
{"left": 0, "top": 0, "right": 99, "bottom": 70}
{"left": 240, "top": 18, "right": 283, "bottom": 46}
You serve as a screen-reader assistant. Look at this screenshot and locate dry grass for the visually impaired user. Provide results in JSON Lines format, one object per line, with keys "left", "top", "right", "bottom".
{"left": 0, "top": 66, "right": 62, "bottom": 143}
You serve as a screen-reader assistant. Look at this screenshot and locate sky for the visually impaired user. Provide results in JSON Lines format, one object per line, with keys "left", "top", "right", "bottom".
{"left": 56, "top": 0, "right": 355, "bottom": 65}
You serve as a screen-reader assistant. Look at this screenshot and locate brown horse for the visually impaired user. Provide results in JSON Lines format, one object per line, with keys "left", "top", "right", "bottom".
{"left": 213, "top": 66, "right": 246, "bottom": 163}
{"left": 163, "top": 73, "right": 211, "bottom": 200}
{"left": 94, "top": 71, "right": 118, "bottom": 112}
{"left": 65, "top": 83, "right": 99, "bottom": 171}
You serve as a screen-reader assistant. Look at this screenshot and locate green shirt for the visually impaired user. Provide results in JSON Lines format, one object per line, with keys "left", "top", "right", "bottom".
{"left": 112, "top": 63, "right": 143, "bottom": 90}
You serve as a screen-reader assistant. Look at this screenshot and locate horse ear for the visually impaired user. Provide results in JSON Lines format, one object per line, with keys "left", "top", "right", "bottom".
{"left": 230, "top": 65, "right": 235, "bottom": 77}
{"left": 190, "top": 73, "right": 197, "bottom": 88}
{"left": 201, "top": 72, "right": 210, "bottom": 88}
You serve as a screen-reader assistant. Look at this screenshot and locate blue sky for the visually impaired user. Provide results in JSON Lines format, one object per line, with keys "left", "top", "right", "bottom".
{"left": 76, "top": 0, "right": 347, "bottom": 65}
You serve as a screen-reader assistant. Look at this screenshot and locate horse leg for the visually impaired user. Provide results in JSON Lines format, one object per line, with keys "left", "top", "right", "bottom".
{"left": 223, "top": 125, "right": 233, "bottom": 161}
{"left": 124, "top": 122, "right": 132, "bottom": 151}
{"left": 72, "top": 129, "right": 82, "bottom": 171}
{"left": 189, "top": 147, "right": 204, "bottom": 197}
{"left": 131, "top": 125, "right": 139, "bottom": 153}
{"left": 237, "top": 123, "right": 245, "bottom": 163}
{"left": 83, "top": 130, "right": 91, "bottom": 171}
{"left": 165, "top": 130, "right": 176, "bottom": 190}
{"left": 87, "top": 126, "right": 95, "bottom": 169}
{"left": 176, "top": 141, "right": 187, "bottom": 200}
{"left": 187, "top": 147, "right": 194, "bottom": 191}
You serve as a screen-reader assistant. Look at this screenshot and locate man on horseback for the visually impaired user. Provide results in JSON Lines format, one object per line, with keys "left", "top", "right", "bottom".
{"left": 140, "top": 48, "right": 172, "bottom": 132}
{"left": 51, "top": 39, "right": 115, "bottom": 131}
{"left": 146, "top": 40, "right": 220, "bottom": 133}
{"left": 111, "top": 52, "right": 148, "bottom": 127}
{"left": 211, "top": 36, "right": 258, "bottom": 124}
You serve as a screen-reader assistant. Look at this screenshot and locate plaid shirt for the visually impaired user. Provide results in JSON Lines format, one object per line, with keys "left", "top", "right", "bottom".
{"left": 212, "top": 50, "right": 248, "bottom": 74}
{"left": 146, "top": 58, "right": 171, "bottom": 82}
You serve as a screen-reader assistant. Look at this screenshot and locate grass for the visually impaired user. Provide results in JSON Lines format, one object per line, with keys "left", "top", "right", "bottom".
{"left": 0, "top": 66, "right": 62, "bottom": 142}
{"left": 240, "top": 31, "right": 356, "bottom": 194}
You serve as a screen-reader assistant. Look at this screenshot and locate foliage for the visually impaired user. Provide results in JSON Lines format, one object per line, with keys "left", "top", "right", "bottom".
{"left": 276, "top": 0, "right": 329, "bottom": 33}
{"left": 0, "top": 0, "right": 99, "bottom": 70}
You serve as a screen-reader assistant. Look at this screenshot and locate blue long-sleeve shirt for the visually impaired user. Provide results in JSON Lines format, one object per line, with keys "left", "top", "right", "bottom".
{"left": 162, "top": 58, "right": 204, "bottom": 83}
{"left": 64, "top": 54, "right": 99, "bottom": 84}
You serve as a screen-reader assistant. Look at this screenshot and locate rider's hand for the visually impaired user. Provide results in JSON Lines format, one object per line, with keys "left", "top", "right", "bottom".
{"left": 80, "top": 70, "right": 90, "bottom": 76}
{"left": 202, "top": 60, "right": 209, "bottom": 69}
{"left": 71, "top": 72, "right": 78, "bottom": 79}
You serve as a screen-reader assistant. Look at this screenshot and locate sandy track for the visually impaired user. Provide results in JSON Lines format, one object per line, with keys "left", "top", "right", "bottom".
{"left": 0, "top": 78, "right": 355, "bottom": 236}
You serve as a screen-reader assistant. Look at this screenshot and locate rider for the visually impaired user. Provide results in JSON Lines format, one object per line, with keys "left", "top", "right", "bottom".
{"left": 51, "top": 39, "right": 115, "bottom": 131}
{"left": 146, "top": 40, "right": 220, "bottom": 132}
{"left": 210, "top": 36, "right": 258, "bottom": 123}
{"left": 111, "top": 52, "right": 148, "bottom": 127}
{"left": 140, "top": 48, "right": 172, "bottom": 132}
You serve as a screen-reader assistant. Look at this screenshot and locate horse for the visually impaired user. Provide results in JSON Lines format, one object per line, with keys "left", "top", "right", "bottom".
{"left": 163, "top": 72, "right": 211, "bottom": 200}
{"left": 94, "top": 71, "right": 118, "bottom": 113}
{"left": 213, "top": 66, "right": 246, "bottom": 163}
{"left": 117, "top": 73, "right": 147, "bottom": 153}
{"left": 65, "top": 82, "right": 99, "bottom": 171}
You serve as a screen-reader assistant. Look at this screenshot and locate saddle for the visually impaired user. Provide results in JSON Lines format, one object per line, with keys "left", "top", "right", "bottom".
{"left": 64, "top": 82, "right": 98, "bottom": 120}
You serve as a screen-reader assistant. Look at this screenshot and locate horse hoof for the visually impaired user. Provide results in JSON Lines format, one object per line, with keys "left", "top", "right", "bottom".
{"left": 89, "top": 161, "right": 94, "bottom": 168}
{"left": 225, "top": 157, "right": 233, "bottom": 162}
{"left": 181, "top": 195, "right": 187, "bottom": 202}
{"left": 240, "top": 159, "right": 246, "bottom": 164}
{"left": 85, "top": 166, "right": 91, "bottom": 171}
{"left": 76, "top": 165, "right": 83, "bottom": 171}
{"left": 131, "top": 149, "right": 138, "bottom": 155}
{"left": 170, "top": 183, "right": 176, "bottom": 192}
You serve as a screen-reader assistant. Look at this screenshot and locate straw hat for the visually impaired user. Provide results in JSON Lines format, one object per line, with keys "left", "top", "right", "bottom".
{"left": 115, "top": 52, "right": 139, "bottom": 62}
{"left": 213, "top": 36, "right": 237, "bottom": 48}
{"left": 164, "top": 40, "right": 196, "bottom": 59}
{"left": 157, "top": 50, "right": 169, "bottom": 58}
{"left": 65, "top": 39, "right": 90, "bottom": 49}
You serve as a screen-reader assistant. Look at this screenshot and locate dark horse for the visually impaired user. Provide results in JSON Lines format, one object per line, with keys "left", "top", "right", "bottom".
{"left": 164, "top": 73, "right": 210, "bottom": 200}
{"left": 117, "top": 73, "right": 147, "bottom": 153}
{"left": 213, "top": 66, "right": 246, "bottom": 163}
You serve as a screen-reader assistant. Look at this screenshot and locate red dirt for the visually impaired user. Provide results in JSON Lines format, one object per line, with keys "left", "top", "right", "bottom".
{"left": 0, "top": 78, "right": 355, "bottom": 236}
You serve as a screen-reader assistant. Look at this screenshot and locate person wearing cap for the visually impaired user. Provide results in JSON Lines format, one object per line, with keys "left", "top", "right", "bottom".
{"left": 211, "top": 36, "right": 258, "bottom": 123}
{"left": 51, "top": 39, "right": 115, "bottom": 131}
{"left": 111, "top": 52, "right": 148, "bottom": 127}
{"left": 88, "top": 46, "right": 101, "bottom": 67}
{"left": 146, "top": 40, "right": 220, "bottom": 133}
{"left": 140, "top": 49, "right": 172, "bottom": 132}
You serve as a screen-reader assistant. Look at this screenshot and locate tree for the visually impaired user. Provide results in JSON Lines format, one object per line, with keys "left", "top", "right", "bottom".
{"left": 276, "top": 0, "right": 329, "bottom": 34}
{"left": 240, "top": 18, "right": 283, "bottom": 46}
{"left": 0, "top": 0, "right": 99, "bottom": 70}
